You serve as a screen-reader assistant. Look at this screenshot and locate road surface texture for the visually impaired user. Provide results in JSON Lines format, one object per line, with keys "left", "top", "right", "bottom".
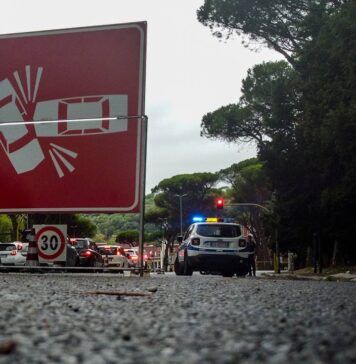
{"left": 0, "top": 272, "right": 355, "bottom": 364}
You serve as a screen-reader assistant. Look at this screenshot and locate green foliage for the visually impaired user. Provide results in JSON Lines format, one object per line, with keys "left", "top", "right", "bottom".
{"left": 0, "top": 214, "right": 97, "bottom": 241}
{"left": 116, "top": 230, "right": 139, "bottom": 244}
{"left": 202, "top": 37, "right": 303, "bottom": 253}
{"left": 85, "top": 213, "right": 139, "bottom": 239}
{"left": 83, "top": 194, "right": 158, "bottom": 240}
{"left": 148, "top": 172, "right": 223, "bottom": 236}
{"left": 201, "top": 61, "right": 300, "bottom": 150}
{"left": 145, "top": 230, "right": 162, "bottom": 242}
{"left": 198, "top": 0, "right": 356, "bottom": 263}
{"left": 152, "top": 173, "right": 219, "bottom": 196}
{"left": 220, "top": 159, "right": 271, "bottom": 205}
{"left": 28, "top": 214, "right": 97, "bottom": 238}
{"left": 219, "top": 159, "right": 272, "bottom": 246}
{"left": 197, "top": 0, "right": 345, "bottom": 65}
{"left": 114, "top": 229, "right": 161, "bottom": 244}
{"left": 0, "top": 215, "right": 12, "bottom": 242}
{"left": 297, "top": 0, "right": 356, "bottom": 258}
{"left": 145, "top": 207, "right": 168, "bottom": 224}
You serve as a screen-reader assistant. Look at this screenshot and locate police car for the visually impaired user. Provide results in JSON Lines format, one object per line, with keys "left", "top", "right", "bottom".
{"left": 174, "top": 219, "right": 249, "bottom": 277}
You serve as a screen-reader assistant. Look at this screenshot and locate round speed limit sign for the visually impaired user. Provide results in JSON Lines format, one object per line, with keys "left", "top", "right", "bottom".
{"left": 35, "top": 225, "right": 67, "bottom": 261}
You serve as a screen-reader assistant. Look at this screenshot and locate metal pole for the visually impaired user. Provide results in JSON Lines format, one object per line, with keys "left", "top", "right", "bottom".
{"left": 275, "top": 228, "right": 280, "bottom": 274}
{"left": 179, "top": 196, "right": 183, "bottom": 236}
{"left": 313, "top": 232, "right": 318, "bottom": 273}
{"left": 175, "top": 194, "right": 187, "bottom": 236}
{"left": 138, "top": 115, "right": 148, "bottom": 277}
{"left": 318, "top": 233, "right": 322, "bottom": 274}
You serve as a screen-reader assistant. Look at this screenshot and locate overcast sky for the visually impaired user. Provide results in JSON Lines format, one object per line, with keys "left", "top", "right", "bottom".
{"left": 2, "top": 0, "right": 282, "bottom": 193}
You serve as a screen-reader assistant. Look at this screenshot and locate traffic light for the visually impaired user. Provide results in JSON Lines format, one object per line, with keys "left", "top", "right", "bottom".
{"left": 215, "top": 197, "right": 224, "bottom": 209}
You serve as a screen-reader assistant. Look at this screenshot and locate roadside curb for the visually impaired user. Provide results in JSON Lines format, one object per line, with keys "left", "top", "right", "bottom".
{"left": 261, "top": 272, "right": 356, "bottom": 282}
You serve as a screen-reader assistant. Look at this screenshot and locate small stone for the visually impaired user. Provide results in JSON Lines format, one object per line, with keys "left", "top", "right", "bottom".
{"left": 122, "top": 334, "right": 131, "bottom": 341}
{"left": 161, "top": 347, "right": 174, "bottom": 356}
{"left": 0, "top": 340, "right": 17, "bottom": 354}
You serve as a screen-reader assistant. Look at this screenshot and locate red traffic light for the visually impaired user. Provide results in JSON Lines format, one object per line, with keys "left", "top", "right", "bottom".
{"left": 215, "top": 198, "right": 224, "bottom": 209}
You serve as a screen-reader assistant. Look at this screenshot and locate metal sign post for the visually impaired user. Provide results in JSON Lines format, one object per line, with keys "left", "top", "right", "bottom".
{"left": 138, "top": 115, "right": 148, "bottom": 277}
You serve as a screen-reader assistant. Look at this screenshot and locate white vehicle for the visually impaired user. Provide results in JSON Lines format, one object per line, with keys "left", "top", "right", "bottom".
{"left": 174, "top": 221, "right": 249, "bottom": 277}
{"left": 124, "top": 248, "right": 139, "bottom": 268}
{"left": 99, "top": 245, "right": 129, "bottom": 270}
{"left": 0, "top": 242, "right": 28, "bottom": 266}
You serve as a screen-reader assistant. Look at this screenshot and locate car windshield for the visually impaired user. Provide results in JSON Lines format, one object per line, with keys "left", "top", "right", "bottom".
{"left": 0, "top": 244, "right": 16, "bottom": 251}
{"left": 74, "top": 240, "right": 89, "bottom": 250}
{"left": 125, "top": 250, "right": 137, "bottom": 256}
{"left": 99, "top": 247, "right": 118, "bottom": 255}
{"left": 196, "top": 224, "right": 241, "bottom": 238}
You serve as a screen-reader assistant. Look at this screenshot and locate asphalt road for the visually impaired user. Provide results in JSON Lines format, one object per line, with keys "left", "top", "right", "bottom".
{"left": 0, "top": 272, "right": 355, "bottom": 364}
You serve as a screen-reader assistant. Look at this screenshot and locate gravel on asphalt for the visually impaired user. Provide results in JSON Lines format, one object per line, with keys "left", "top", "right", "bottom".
{"left": 0, "top": 272, "right": 355, "bottom": 364}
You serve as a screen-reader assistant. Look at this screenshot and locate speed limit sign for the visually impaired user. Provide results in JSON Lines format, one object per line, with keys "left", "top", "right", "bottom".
{"left": 34, "top": 225, "right": 67, "bottom": 263}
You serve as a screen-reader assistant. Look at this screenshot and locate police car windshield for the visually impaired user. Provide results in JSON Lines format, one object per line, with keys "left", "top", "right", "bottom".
{"left": 196, "top": 224, "right": 241, "bottom": 238}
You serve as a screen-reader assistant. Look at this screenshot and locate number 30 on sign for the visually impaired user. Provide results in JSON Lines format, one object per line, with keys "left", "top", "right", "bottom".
{"left": 34, "top": 225, "right": 67, "bottom": 263}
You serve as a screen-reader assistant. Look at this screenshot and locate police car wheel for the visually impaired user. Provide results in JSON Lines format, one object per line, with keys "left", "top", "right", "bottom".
{"left": 236, "top": 271, "right": 248, "bottom": 277}
{"left": 236, "top": 265, "right": 249, "bottom": 277}
{"left": 174, "top": 258, "right": 183, "bottom": 276}
{"left": 183, "top": 256, "right": 193, "bottom": 276}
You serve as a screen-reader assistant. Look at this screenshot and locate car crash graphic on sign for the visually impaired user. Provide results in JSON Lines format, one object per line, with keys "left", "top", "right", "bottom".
{"left": 0, "top": 65, "right": 128, "bottom": 177}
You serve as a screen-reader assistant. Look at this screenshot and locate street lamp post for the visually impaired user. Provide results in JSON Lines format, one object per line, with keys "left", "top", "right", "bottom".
{"left": 175, "top": 194, "right": 187, "bottom": 236}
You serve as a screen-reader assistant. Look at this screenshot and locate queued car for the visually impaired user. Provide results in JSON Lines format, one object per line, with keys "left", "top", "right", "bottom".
{"left": 63, "top": 243, "right": 80, "bottom": 267}
{"left": 98, "top": 245, "right": 129, "bottom": 270}
{"left": 34, "top": 241, "right": 79, "bottom": 267}
{"left": 0, "top": 242, "right": 28, "bottom": 266}
{"left": 71, "top": 238, "right": 104, "bottom": 268}
{"left": 124, "top": 248, "right": 139, "bottom": 268}
{"left": 174, "top": 221, "right": 249, "bottom": 277}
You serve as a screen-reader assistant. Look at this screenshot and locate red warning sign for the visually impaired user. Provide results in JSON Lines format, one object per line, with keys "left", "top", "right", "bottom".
{"left": 0, "top": 22, "right": 147, "bottom": 213}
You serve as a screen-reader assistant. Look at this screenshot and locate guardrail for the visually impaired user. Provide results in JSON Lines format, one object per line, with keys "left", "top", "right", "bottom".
{"left": 0, "top": 265, "right": 151, "bottom": 274}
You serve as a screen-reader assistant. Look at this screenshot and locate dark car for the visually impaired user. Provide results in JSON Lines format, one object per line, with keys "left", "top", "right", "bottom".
{"left": 66, "top": 243, "right": 80, "bottom": 267}
{"left": 49, "top": 244, "right": 79, "bottom": 267}
{"left": 71, "top": 238, "right": 104, "bottom": 268}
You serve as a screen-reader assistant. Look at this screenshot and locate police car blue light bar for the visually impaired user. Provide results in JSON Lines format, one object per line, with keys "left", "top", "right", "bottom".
{"left": 192, "top": 216, "right": 230, "bottom": 223}
{"left": 192, "top": 216, "right": 205, "bottom": 222}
